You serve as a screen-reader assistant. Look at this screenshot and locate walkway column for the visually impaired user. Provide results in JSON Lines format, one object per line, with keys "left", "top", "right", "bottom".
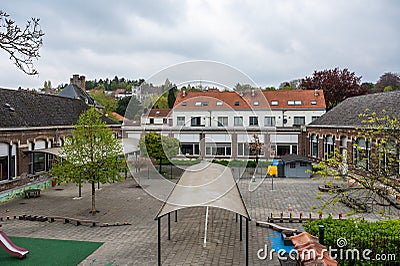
{"left": 239, "top": 215, "right": 242, "bottom": 241}
{"left": 246, "top": 218, "right": 249, "bottom": 266}
{"left": 158, "top": 217, "right": 161, "bottom": 266}
{"left": 168, "top": 213, "right": 171, "bottom": 240}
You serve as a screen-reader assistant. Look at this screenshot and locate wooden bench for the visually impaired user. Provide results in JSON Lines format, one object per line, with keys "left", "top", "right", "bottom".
{"left": 49, "top": 216, "right": 98, "bottom": 227}
{"left": 24, "top": 189, "right": 41, "bottom": 198}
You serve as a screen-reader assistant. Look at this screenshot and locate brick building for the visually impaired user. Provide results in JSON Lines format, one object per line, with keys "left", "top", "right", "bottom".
{"left": 304, "top": 91, "right": 400, "bottom": 171}
{"left": 0, "top": 88, "right": 120, "bottom": 183}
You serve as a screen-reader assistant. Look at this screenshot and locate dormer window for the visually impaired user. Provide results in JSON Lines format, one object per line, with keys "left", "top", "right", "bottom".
{"left": 234, "top": 101, "right": 240, "bottom": 106}
{"left": 202, "top": 102, "right": 208, "bottom": 106}
{"left": 288, "top": 100, "right": 295, "bottom": 105}
{"left": 195, "top": 102, "right": 202, "bottom": 106}
{"left": 294, "top": 100, "right": 302, "bottom": 105}
{"left": 182, "top": 102, "right": 187, "bottom": 106}
{"left": 310, "top": 100, "right": 317, "bottom": 105}
{"left": 254, "top": 101, "right": 259, "bottom": 106}
{"left": 271, "top": 101, "right": 278, "bottom": 106}
{"left": 216, "top": 101, "right": 223, "bottom": 106}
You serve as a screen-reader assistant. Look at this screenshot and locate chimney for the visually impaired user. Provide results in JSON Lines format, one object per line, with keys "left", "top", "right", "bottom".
{"left": 314, "top": 89, "right": 319, "bottom": 96}
{"left": 80, "top": 75, "right": 86, "bottom": 91}
{"left": 70, "top": 74, "right": 86, "bottom": 91}
{"left": 182, "top": 89, "right": 186, "bottom": 97}
{"left": 251, "top": 89, "right": 255, "bottom": 97}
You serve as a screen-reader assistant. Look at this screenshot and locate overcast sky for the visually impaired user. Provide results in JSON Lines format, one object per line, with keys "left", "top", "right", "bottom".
{"left": 1, "top": 0, "right": 399, "bottom": 89}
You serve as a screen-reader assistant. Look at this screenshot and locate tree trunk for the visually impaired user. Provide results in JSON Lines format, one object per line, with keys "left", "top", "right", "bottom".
{"left": 91, "top": 181, "right": 96, "bottom": 215}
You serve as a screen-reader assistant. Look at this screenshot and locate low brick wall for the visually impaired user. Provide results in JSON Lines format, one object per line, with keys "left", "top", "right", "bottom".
{"left": 0, "top": 174, "right": 51, "bottom": 203}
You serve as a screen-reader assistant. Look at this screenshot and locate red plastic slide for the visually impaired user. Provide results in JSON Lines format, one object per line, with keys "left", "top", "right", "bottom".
{"left": 0, "top": 231, "right": 29, "bottom": 259}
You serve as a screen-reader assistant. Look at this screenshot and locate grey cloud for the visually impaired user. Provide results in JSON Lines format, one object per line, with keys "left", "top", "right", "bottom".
{"left": 1, "top": 0, "right": 399, "bottom": 89}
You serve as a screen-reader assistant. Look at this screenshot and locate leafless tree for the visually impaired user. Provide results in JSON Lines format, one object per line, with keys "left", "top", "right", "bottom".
{"left": 249, "top": 134, "right": 263, "bottom": 165}
{"left": 0, "top": 10, "right": 44, "bottom": 75}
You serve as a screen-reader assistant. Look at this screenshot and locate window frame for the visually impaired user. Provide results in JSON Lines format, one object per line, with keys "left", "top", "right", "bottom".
{"left": 264, "top": 116, "right": 276, "bottom": 127}
{"left": 234, "top": 116, "right": 243, "bottom": 126}
{"left": 177, "top": 116, "right": 185, "bottom": 126}
{"left": 249, "top": 116, "right": 259, "bottom": 126}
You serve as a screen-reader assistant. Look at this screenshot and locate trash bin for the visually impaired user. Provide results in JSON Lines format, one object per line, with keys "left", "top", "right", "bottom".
{"left": 267, "top": 165, "right": 278, "bottom": 177}
{"left": 277, "top": 160, "right": 285, "bottom": 177}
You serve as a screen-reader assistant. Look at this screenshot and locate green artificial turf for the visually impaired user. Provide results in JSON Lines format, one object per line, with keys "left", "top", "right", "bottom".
{"left": 0, "top": 236, "right": 103, "bottom": 265}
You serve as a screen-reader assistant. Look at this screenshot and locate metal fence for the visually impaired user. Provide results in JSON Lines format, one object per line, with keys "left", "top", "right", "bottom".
{"left": 323, "top": 228, "right": 400, "bottom": 265}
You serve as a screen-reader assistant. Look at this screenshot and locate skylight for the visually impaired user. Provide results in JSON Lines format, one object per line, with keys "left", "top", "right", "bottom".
{"left": 216, "top": 101, "right": 223, "bottom": 106}
{"left": 311, "top": 100, "right": 317, "bottom": 105}
{"left": 254, "top": 101, "right": 259, "bottom": 106}
{"left": 294, "top": 100, "right": 302, "bottom": 105}
{"left": 288, "top": 100, "right": 295, "bottom": 105}
{"left": 195, "top": 102, "right": 202, "bottom": 106}
{"left": 271, "top": 101, "right": 278, "bottom": 106}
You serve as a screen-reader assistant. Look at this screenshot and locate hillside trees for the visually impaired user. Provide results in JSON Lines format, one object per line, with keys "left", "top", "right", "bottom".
{"left": 89, "top": 91, "right": 117, "bottom": 117}
{"left": 375, "top": 72, "right": 400, "bottom": 92}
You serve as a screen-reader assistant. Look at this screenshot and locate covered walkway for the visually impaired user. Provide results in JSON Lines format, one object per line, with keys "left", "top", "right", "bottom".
{"left": 155, "top": 161, "right": 251, "bottom": 265}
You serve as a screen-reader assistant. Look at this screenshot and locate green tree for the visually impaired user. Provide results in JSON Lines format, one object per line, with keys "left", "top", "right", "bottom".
{"left": 89, "top": 91, "right": 117, "bottom": 117}
{"left": 116, "top": 96, "right": 142, "bottom": 120}
{"left": 138, "top": 132, "right": 180, "bottom": 172}
{"left": 279, "top": 79, "right": 301, "bottom": 90}
{"left": 153, "top": 95, "right": 169, "bottom": 109}
{"left": 167, "top": 85, "right": 177, "bottom": 108}
{"left": 361, "top": 82, "right": 375, "bottom": 93}
{"left": 51, "top": 108, "right": 123, "bottom": 215}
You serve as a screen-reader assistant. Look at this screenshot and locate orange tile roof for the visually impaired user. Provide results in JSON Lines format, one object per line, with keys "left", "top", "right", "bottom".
{"left": 111, "top": 112, "right": 129, "bottom": 121}
{"left": 173, "top": 89, "right": 325, "bottom": 110}
{"left": 145, "top": 108, "right": 171, "bottom": 117}
{"left": 263, "top": 89, "right": 325, "bottom": 109}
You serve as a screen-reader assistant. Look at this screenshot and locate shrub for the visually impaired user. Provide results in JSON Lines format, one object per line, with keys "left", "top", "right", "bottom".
{"left": 170, "top": 158, "right": 202, "bottom": 166}
{"left": 303, "top": 217, "right": 400, "bottom": 265}
{"left": 312, "top": 164, "right": 326, "bottom": 173}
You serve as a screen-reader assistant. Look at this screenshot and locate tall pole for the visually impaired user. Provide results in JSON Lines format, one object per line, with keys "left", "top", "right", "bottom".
{"left": 240, "top": 215, "right": 242, "bottom": 241}
{"left": 246, "top": 218, "right": 249, "bottom": 266}
{"left": 158, "top": 218, "right": 161, "bottom": 266}
{"left": 203, "top": 207, "right": 209, "bottom": 247}
{"left": 168, "top": 213, "right": 171, "bottom": 240}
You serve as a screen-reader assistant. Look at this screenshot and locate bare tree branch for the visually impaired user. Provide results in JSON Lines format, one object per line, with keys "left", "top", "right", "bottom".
{"left": 0, "top": 10, "right": 44, "bottom": 75}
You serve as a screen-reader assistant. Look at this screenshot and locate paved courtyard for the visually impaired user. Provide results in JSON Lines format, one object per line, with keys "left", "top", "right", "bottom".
{"left": 0, "top": 169, "right": 382, "bottom": 265}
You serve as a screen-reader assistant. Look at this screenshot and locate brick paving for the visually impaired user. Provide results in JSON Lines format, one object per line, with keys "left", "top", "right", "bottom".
{"left": 0, "top": 169, "right": 381, "bottom": 266}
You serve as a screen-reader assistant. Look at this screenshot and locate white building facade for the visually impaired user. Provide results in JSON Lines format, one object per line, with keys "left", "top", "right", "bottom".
{"left": 123, "top": 89, "right": 326, "bottom": 160}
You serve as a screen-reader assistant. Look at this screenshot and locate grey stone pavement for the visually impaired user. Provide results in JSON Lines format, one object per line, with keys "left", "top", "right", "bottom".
{"left": 0, "top": 167, "right": 394, "bottom": 266}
